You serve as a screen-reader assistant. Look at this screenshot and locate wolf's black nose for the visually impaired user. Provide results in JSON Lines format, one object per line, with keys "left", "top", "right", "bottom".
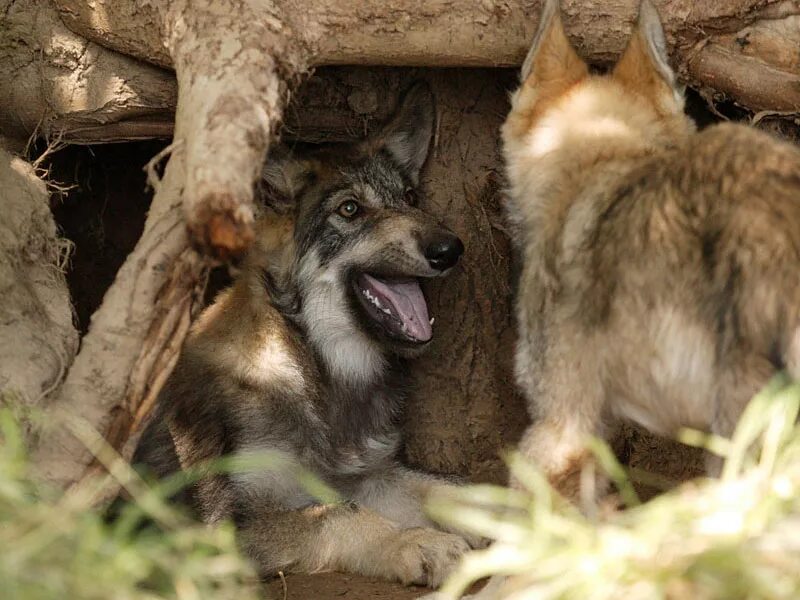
{"left": 425, "top": 234, "right": 464, "bottom": 271}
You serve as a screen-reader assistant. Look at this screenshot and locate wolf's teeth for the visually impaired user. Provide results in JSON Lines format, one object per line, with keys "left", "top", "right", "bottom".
{"left": 363, "top": 288, "right": 389, "bottom": 311}
{"left": 429, "top": 317, "right": 435, "bottom": 325}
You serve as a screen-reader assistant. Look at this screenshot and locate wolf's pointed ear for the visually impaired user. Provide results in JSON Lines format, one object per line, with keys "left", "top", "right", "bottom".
{"left": 520, "top": 0, "right": 587, "bottom": 88}
{"left": 259, "top": 150, "right": 315, "bottom": 214}
{"left": 373, "top": 82, "right": 435, "bottom": 184}
{"left": 612, "top": 0, "right": 683, "bottom": 114}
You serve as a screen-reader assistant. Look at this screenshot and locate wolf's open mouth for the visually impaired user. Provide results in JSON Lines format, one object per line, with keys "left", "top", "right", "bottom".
{"left": 353, "top": 273, "right": 433, "bottom": 343}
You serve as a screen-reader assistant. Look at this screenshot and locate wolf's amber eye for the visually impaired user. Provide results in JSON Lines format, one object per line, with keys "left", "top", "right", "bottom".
{"left": 404, "top": 188, "right": 418, "bottom": 206}
{"left": 337, "top": 200, "right": 360, "bottom": 218}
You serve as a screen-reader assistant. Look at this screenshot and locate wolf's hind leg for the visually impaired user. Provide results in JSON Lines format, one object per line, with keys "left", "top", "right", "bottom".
{"left": 238, "top": 501, "right": 469, "bottom": 588}
{"left": 707, "top": 352, "right": 775, "bottom": 475}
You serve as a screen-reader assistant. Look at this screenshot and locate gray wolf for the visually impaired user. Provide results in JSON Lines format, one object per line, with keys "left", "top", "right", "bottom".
{"left": 134, "top": 82, "right": 480, "bottom": 587}
{"left": 418, "top": 2, "right": 800, "bottom": 598}
{"left": 506, "top": 0, "right": 800, "bottom": 503}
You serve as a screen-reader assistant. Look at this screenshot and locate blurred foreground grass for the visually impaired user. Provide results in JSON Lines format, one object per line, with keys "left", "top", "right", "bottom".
{"left": 429, "top": 373, "right": 800, "bottom": 600}
{"left": 4, "top": 374, "right": 800, "bottom": 600}
{"left": 0, "top": 410, "right": 261, "bottom": 600}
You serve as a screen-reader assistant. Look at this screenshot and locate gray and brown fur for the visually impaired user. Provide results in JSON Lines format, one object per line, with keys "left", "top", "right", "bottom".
{"left": 134, "top": 82, "right": 480, "bottom": 587}
{"left": 504, "top": 0, "right": 800, "bottom": 502}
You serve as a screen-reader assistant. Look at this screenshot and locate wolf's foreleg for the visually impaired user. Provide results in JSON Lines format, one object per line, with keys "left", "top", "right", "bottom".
{"left": 353, "top": 466, "right": 487, "bottom": 549}
{"left": 514, "top": 325, "right": 609, "bottom": 504}
{"left": 237, "top": 500, "right": 469, "bottom": 587}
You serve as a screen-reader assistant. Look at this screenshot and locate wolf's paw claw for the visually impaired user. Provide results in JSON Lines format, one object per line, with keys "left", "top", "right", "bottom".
{"left": 387, "top": 527, "right": 470, "bottom": 588}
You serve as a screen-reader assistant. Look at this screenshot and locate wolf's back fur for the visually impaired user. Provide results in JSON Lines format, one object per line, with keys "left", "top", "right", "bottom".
{"left": 134, "top": 83, "right": 478, "bottom": 587}
{"left": 504, "top": 0, "right": 800, "bottom": 501}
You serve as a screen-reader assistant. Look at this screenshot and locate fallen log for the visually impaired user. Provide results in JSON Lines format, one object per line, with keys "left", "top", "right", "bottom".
{"left": 52, "top": 0, "right": 800, "bottom": 114}
{"left": 5, "top": 1, "right": 798, "bottom": 147}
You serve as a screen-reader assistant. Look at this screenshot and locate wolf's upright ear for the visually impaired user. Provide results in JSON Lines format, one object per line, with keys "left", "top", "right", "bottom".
{"left": 259, "top": 150, "right": 315, "bottom": 214}
{"left": 520, "top": 0, "right": 588, "bottom": 90}
{"left": 612, "top": 0, "right": 683, "bottom": 115}
{"left": 373, "top": 82, "right": 435, "bottom": 185}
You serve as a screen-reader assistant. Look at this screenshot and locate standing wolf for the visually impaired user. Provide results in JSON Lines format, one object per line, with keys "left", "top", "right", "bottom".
{"left": 134, "top": 82, "right": 478, "bottom": 587}
{"left": 423, "top": 2, "right": 800, "bottom": 598}
{"left": 505, "top": 0, "right": 800, "bottom": 502}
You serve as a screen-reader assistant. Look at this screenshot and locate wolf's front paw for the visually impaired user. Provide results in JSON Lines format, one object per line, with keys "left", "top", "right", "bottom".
{"left": 386, "top": 527, "right": 470, "bottom": 588}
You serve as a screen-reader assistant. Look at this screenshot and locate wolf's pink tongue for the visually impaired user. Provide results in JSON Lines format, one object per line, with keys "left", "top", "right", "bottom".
{"left": 362, "top": 274, "right": 432, "bottom": 342}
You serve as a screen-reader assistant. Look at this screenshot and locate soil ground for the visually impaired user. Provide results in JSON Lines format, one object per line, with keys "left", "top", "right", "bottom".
{"left": 265, "top": 573, "right": 487, "bottom": 600}
{"left": 265, "top": 573, "right": 427, "bottom": 600}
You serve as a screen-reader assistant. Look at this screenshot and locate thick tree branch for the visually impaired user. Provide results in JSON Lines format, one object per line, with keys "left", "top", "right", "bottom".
{"left": 1, "top": 0, "right": 788, "bottom": 147}
{"left": 161, "top": 1, "right": 307, "bottom": 259}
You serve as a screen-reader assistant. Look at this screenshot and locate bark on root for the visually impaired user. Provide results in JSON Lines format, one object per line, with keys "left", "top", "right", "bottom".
{"left": 31, "top": 143, "right": 204, "bottom": 487}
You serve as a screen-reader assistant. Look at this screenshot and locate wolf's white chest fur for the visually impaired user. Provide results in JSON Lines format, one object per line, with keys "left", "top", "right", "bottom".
{"left": 233, "top": 432, "right": 400, "bottom": 508}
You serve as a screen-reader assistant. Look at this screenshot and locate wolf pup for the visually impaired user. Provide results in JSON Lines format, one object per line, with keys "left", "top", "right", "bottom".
{"left": 504, "top": 0, "right": 800, "bottom": 502}
{"left": 134, "top": 82, "right": 479, "bottom": 587}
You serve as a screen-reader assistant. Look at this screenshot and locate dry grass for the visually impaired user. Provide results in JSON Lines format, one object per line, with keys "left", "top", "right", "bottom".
{"left": 0, "top": 410, "right": 262, "bottom": 600}
{"left": 0, "top": 405, "right": 347, "bottom": 600}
